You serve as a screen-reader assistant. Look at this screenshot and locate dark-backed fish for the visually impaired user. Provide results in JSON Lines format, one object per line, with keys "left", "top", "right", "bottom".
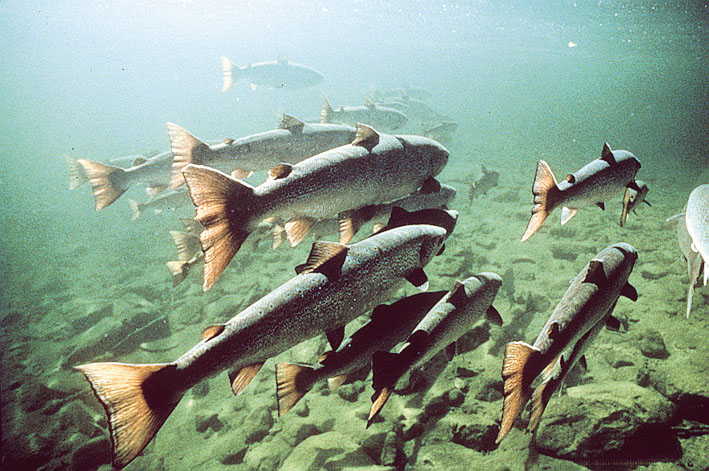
{"left": 667, "top": 208, "right": 704, "bottom": 317}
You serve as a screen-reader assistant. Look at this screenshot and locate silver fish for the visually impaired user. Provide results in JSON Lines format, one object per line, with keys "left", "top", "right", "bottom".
{"left": 496, "top": 243, "right": 638, "bottom": 443}
{"left": 221, "top": 57, "right": 324, "bottom": 92}
{"left": 167, "top": 115, "right": 357, "bottom": 188}
{"left": 469, "top": 165, "right": 500, "bottom": 201}
{"left": 619, "top": 179, "right": 651, "bottom": 227}
{"left": 275, "top": 290, "right": 448, "bottom": 415}
{"left": 521, "top": 143, "right": 641, "bottom": 241}
{"left": 165, "top": 230, "right": 203, "bottom": 287}
{"left": 368, "top": 273, "right": 504, "bottom": 426}
{"left": 422, "top": 121, "right": 458, "bottom": 145}
{"left": 75, "top": 211, "right": 455, "bottom": 469}
{"left": 128, "top": 188, "right": 191, "bottom": 221}
{"left": 368, "top": 86, "right": 433, "bottom": 102}
{"left": 66, "top": 152, "right": 160, "bottom": 190}
{"left": 685, "top": 184, "right": 708, "bottom": 286}
{"left": 667, "top": 209, "right": 704, "bottom": 317}
{"left": 181, "top": 124, "right": 449, "bottom": 290}
{"left": 321, "top": 97, "right": 408, "bottom": 131}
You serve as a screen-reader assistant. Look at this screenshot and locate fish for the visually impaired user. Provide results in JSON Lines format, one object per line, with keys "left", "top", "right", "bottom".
{"left": 275, "top": 290, "right": 448, "bottom": 416}
{"left": 469, "top": 165, "right": 500, "bottom": 201}
{"left": 667, "top": 209, "right": 704, "bottom": 317}
{"left": 167, "top": 115, "right": 356, "bottom": 189}
{"left": 619, "top": 179, "right": 651, "bottom": 227}
{"left": 320, "top": 98, "right": 408, "bottom": 131}
{"left": 221, "top": 57, "right": 324, "bottom": 92}
{"left": 66, "top": 151, "right": 160, "bottom": 191}
{"left": 422, "top": 121, "right": 458, "bottom": 145}
{"left": 685, "top": 184, "right": 708, "bottom": 286}
{"left": 368, "top": 273, "right": 504, "bottom": 426}
{"left": 376, "top": 95, "right": 451, "bottom": 124}
{"left": 495, "top": 243, "right": 638, "bottom": 443}
{"left": 165, "top": 230, "right": 203, "bottom": 287}
{"left": 520, "top": 143, "right": 642, "bottom": 241}
{"left": 128, "top": 188, "right": 191, "bottom": 221}
{"left": 369, "top": 86, "right": 433, "bottom": 102}
{"left": 75, "top": 209, "right": 456, "bottom": 469}
{"left": 181, "top": 124, "right": 449, "bottom": 290}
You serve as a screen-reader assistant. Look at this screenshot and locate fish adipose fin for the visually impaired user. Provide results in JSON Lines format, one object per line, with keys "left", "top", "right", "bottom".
{"left": 496, "top": 341, "right": 541, "bottom": 444}
{"left": 521, "top": 160, "right": 559, "bottom": 241}
{"left": 77, "top": 159, "right": 128, "bottom": 210}
{"left": 75, "top": 362, "right": 182, "bottom": 469}
{"left": 351, "top": 124, "right": 380, "bottom": 151}
{"left": 220, "top": 56, "right": 235, "bottom": 92}
{"left": 167, "top": 123, "right": 212, "bottom": 189}
{"left": 229, "top": 362, "right": 264, "bottom": 395}
{"left": 231, "top": 168, "right": 253, "bottom": 180}
{"left": 295, "top": 241, "right": 348, "bottom": 278}
{"left": 66, "top": 156, "right": 88, "bottom": 190}
{"left": 275, "top": 363, "right": 315, "bottom": 416}
{"left": 181, "top": 165, "right": 255, "bottom": 291}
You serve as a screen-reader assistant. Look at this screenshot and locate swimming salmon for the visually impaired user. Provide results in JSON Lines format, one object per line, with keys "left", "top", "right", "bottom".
{"left": 181, "top": 124, "right": 449, "bottom": 290}
{"left": 321, "top": 98, "right": 408, "bottom": 131}
{"left": 619, "top": 180, "right": 651, "bottom": 227}
{"left": 221, "top": 57, "right": 324, "bottom": 92}
{"left": 75, "top": 209, "right": 455, "bottom": 469}
{"left": 496, "top": 243, "right": 638, "bottom": 443}
{"left": 521, "top": 143, "right": 641, "bottom": 241}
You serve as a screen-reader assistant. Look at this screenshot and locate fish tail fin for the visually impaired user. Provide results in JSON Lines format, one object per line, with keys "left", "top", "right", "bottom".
{"left": 521, "top": 160, "right": 559, "bottom": 241}
{"left": 221, "top": 56, "right": 236, "bottom": 92}
{"left": 320, "top": 96, "right": 333, "bottom": 123}
{"left": 74, "top": 362, "right": 183, "bottom": 469}
{"left": 496, "top": 341, "right": 540, "bottom": 444}
{"left": 166, "top": 260, "right": 190, "bottom": 287}
{"left": 128, "top": 199, "right": 141, "bottom": 221}
{"left": 527, "top": 378, "right": 556, "bottom": 433}
{"left": 368, "top": 350, "right": 405, "bottom": 426}
{"left": 169, "top": 230, "right": 201, "bottom": 262}
{"left": 275, "top": 363, "right": 315, "bottom": 416}
{"left": 181, "top": 164, "right": 255, "bottom": 291}
{"left": 66, "top": 156, "right": 88, "bottom": 190}
{"left": 167, "top": 122, "right": 211, "bottom": 189}
{"left": 76, "top": 159, "right": 128, "bottom": 210}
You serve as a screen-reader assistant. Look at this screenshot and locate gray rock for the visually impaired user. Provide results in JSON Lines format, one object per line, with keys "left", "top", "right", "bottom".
{"left": 280, "top": 420, "right": 321, "bottom": 447}
{"left": 427, "top": 410, "right": 498, "bottom": 452}
{"left": 415, "top": 442, "right": 482, "bottom": 470}
{"left": 337, "top": 384, "right": 360, "bottom": 402}
{"left": 474, "top": 379, "right": 503, "bottom": 402}
{"left": 534, "top": 382, "right": 676, "bottom": 464}
{"left": 243, "top": 408, "right": 273, "bottom": 444}
{"left": 195, "top": 413, "right": 224, "bottom": 433}
{"left": 244, "top": 436, "right": 290, "bottom": 471}
{"left": 637, "top": 329, "right": 670, "bottom": 359}
{"left": 679, "top": 433, "right": 709, "bottom": 470}
{"left": 278, "top": 431, "right": 374, "bottom": 471}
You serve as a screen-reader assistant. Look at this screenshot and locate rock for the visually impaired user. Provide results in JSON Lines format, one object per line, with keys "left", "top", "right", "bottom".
{"left": 446, "top": 388, "right": 465, "bottom": 407}
{"left": 636, "top": 361, "right": 708, "bottom": 422}
{"left": 244, "top": 436, "right": 290, "bottom": 471}
{"left": 18, "top": 382, "right": 64, "bottom": 412}
{"left": 195, "top": 413, "right": 224, "bottom": 433}
{"left": 243, "top": 408, "right": 273, "bottom": 444}
{"left": 415, "top": 442, "right": 482, "bottom": 470}
{"left": 455, "top": 366, "right": 479, "bottom": 378}
{"left": 192, "top": 381, "right": 209, "bottom": 398}
{"left": 278, "top": 431, "right": 375, "bottom": 471}
{"left": 337, "top": 384, "right": 359, "bottom": 402}
{"left": 550, "top": 244, "right": 578, "bottom": 262}
{"left": 679, "top": 433, "right": 709, "bottom": 470}
{"left": 640, "top": 265, "right": 670, "bottom": 280}
{"left": 534, "top": 382, "right": 677, "bottom": 464}
{"left": 474, "top": 379, "right": 503, "bottom": 402}
{"left": 428, "top": 410, "right": 498, "bottom": 452}
{"left": 211, "top": 437, "right": 248, "bottom": 466}
{"left": 637, "top": 329, "right": 670, "bottom": 359}
{"left": 280, "top": 420, "right": 321, "bottom": 447}
{"left": 71, "top": 437, "right": 110, "bottom": 471}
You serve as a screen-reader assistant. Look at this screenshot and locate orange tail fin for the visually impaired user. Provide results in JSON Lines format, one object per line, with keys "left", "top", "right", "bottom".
{"left": 167, "top": 123, "right": 211, "bottom": 189}
{"left": 496, "top": 341, "right": 541, "bottom": 443}
{"left": 77, "top": 159, "right": 128, "bottom": 210}
{"left": 75, "top": 362, "right": 183, "bottom": 469}
{"left": 181, "top": 164, "right": 255, "bottom": 291}
{"left": 275, "top": 363, "right": 316, "bottom": 416}
{"left": 521, "top": 160, "right": 559, "bottom": 241}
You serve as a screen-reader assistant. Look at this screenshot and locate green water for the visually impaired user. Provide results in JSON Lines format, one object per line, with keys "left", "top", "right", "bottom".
{"left": 1, "top": 1, "right": 706, "bottom": 470}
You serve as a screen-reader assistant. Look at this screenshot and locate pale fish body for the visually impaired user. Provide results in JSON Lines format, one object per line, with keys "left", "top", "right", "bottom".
{"left": 321, "top": 98, "right": 408, "bottom": 131}
{"left": 667, "top": 207, "right": 704, "bottom": 317}
{"left": 368, "top": 273, "right": 503, "bottom": 425}
{"left": 496, "top": 243, "right": 638, "bottom": 443}
{"left": 521, "top": 143, "right": 641, "bottom": 241}
{"left": 128, "top": 188, "right": 191, "bottom": 221}
{"left": 221, "top": 57, "right": 324, "bottom": 91}
{"left": 75, "top": 219, "right": 452, "bottom": 469}
{"left": 685, "top": 184, "right": 709, "bottom": 285}
{"left": 167, "top": 116, "right": 356, "bottom": 188}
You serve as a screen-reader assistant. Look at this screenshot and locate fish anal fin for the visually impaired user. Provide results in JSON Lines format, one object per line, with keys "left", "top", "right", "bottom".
{"left": 201, "top": 324, "right": 225, "bottom": 341}
{"left": 166, "top": 260, "right": 190, "bottom": 287}
{"left": 579, "top": 355, "right": 588, "bottom": 372}
{"left": 229, "top": 362, "right": 264, "bottom": 395}
{"left": 284, "top": 217, "right": 316, "bottom": 247}
{"left": 74, "top": 362, "right": 182, "bottom": 469}
{"left": 596, "top": 202, "right": 605, "bottom": 210}
{"left": 367, "top": 386, "right": 392, "bottom": 428}
{"left": 528, "top": 378, "right": 556, "bottom": 433}
{"left": 351, "top": 123, "right": 380, "bottom": 151}
{"left": 275, "top": 363, "right": 314, "bottom": 416}
{"left": 76, "top": 159, "right": 127, "bottom": 210}
{"left": 327, "top": 374, "right": 348, "bottom": 391}
{"left": 296, "top": 241, "right": 348, "bottom": 279}
{"left": 268, "top": 163, "right": 293, "bottom": 180}
{"left": 521, "top": 160, "right": 559, "bottom": 241}
{"left": 486, "top": 305, "right": 503, "bottom": 326}
{"left": 496, "top": 341, "right": 540, "bottom": 444}
{"left": 167, "top": 123, "right": 211, "bottom": 189}
{"left": 170, "top": 230, "right": 201, "bottom": 262}
{"left": 326, "top": 326, "right": 345, "bottom": 350}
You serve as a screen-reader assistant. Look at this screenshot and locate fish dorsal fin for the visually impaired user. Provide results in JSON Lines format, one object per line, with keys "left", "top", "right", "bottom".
{"left": 223, "top": 138, "right": 235, "bottom": 145}
{"left": 370, "top": 303, "right": 390, "bottom": 322}
{"left": 486, "top": 306, "right": 504, "bottom": 326}
{"left": 420, "top": 177, "right": 442, "bottom": 194}
{"left": 351, "top": 124, "right": 380, "bottom": 151}
{"left": 448, "top": 280, "right": 468, "bottom": 306}
{"left": 364, "top": 97, "right": 376, "bottom": 109}
{"left": 583, "top": 260, "right": 607, "bottom": 287}
{"left": 268, "top": 163, "right": 293, "bottom": 180}
{"left": 320, "top": 96, "right": 333, "bottom": 123}
{"left": 296, "top": 241, "right": 348, "bottom": 278}
{"left": 279, "top": 114, "right": 305, "bottom": 134}
{"left": 201, "top": 324, "right": 226, "bottom": 341}
{"left": 132, "top": 157, "right": 147, "bottom": 166}
{"left": 601, "top": 142, "right": 616, "bottom": 164}
{"left": 565, "top": 174, "right": 576, "bottom": 184}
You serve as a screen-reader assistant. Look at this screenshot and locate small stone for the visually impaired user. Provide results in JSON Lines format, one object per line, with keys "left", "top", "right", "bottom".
{"left": 195, "top": 413, "right": 223, "bottom": 433}
{"left": 192, "top": 381, "right": 209, "bottom": 398}
{"left": 475, "top": 379, "right": 504, "bottom": 402}
{"left": 337, "top": 384, "right": 359, "bottom": 402}
{"left": 455, "top": 367, "right": 479, "bottom": 378}
{"left": 446, "top": 388, "right": 465, "bottom": 407}
{"left": 638, "top": 329, "right": 670, "bottom": 359}
{"left": 244, "top": 408, "right": 273, "bottom": 444}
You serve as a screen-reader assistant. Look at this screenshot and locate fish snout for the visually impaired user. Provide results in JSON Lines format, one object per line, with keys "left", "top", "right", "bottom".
{"left": 611, "top": 242, "right": 638, "bottom": 261}
{"left": 476, "top": 272, "right": 503, "bottom": 291}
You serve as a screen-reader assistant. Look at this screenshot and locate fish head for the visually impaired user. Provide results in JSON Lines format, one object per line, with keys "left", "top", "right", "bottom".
{"left": 417, "top": 225, "right": 449, "bottom": 267}
{"left": 458, "top": 272, "right": 503, "bottom": 300}
{"left": 601, "top": 243, "right": 639, "bottom": 282}
{"left": 397, "top": 135, "right": 450, "bottom": 176}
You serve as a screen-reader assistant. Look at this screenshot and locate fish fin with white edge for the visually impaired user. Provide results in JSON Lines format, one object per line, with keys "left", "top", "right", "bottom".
{"left": 605, "top": 316, "right": 622, "bottom": 332}
{"left": 284, "top": 216, "right": 315, "bottom": 247}
{"left": 295, "top": 241, "right": 348, "bottom": 279}
{"left": 220, "top": 56, "right": 235, "bottom": 92}
{"left": 167, "top": 123, "right": 212, "bottom": 189}
{"left": 596, "top": 202, "right": 605, "bottom": 210}
{"left": 626, "top": 180, "right": 642, "bottom": 192}
{"left": 275, "top": 363, "right": 315, "bottom": 416}
{"left": 369, "top": 350, "right": 404, "bottom": 427}
{"left": 583, "top": 260, "right": 607, "bottom": 288}
{"left": 560, "top": 207, "right": 578, "bottom": 225}
{"left": 521, "top": 160, "right": 559, "bottom": 241}
{"left": 486, "top": 306, "right": 504, "bottom": 326}
{"left": 165, "top": 260, "right": 191, "bottom": 287}
{"left": 128, "top": 199, "right": 141, "bottom": 221}
{"left": 528, "top": 377, "right": 558, "bottom": 434}
{"left": 169, "top": 231, "right": 201, "bottom": 261}
{"left": 351, "top": 123, "right": 380, "bottom": 151}
{"left": 496, "top": 341, "right": 542, "bottom": 444}
{"left": 620, "top": 282, "right": 638, "bottom": 301}
{"left": 181, "top": 165, "right": 255, "bottom": 291}
{"left": 74, "top": 362, "right": 182, "bottom": 469}
{"left": 66, "top": 156, "right": 88, "bottom": 190}
{"left": 228, "top": 362, "right": 264, "bottom": 395}
{"left": 76, "top": 159, "right": 128, "bottom": 210}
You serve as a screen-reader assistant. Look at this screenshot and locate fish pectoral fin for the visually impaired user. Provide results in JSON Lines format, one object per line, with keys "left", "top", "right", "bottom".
{"left": 327, "top": 374, "right": 348, "bottom": 391}
{"left": 583, "top": 260, "right": 607, "bottom": 287}
{"left": 405, "top": 267, "right": 429, "bottom": 291}
{"left": 351, "top": 123, "right": 380, "bottom": 151}
{"left": 497, "top": 341, "right": 541, "bottom": 444}
{"left": 268, "top": 163, "right": 293, "bottom": 181}
{"left": 560, "top": 207, "right": 578, "bottom": 225}
{"left": 296, "top": 241, "right": 348, "bottom": 279}
{"left": 228, "top": 362, "right": 264, "bottom": 395}
{"left": 201, "top": 324, "right": 226, "bottom": 341}
{"left": 275, "top": 363, "right": 314, "bottom": 416}
{"left": 620, "top": 282, "right": 638, "bottom": 301}
{"left": 420, "top": 176, "right": 442, "bottom": 194}
{"left": 445, "top": 341, "right": 457, "bottom": 361}
{"left": 485, "top": 305, "right": 504, "bottom": 326}
{"left": 231, "top": 168, "right": 253, "bottom": 180}
{"left": 326, "top": 327, "right": 345, "bottom": 350}
{"left": 604, "top": 315, "right": 622, "bottom": 332}
{"left": 284, "top": 217, "right": 316, "bottom": 247}
{"left": 596, "top": 202, "right": 605, "bottom": 210}
{"left": 318, "top": 350, "right": 335, "bottom": 365}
